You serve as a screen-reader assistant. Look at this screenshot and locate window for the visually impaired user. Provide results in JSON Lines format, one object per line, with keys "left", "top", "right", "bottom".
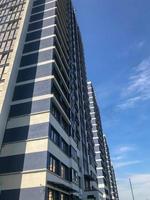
{"left": 9, "top": 5, "right": 18, "bottom": 12}
{"left": 52, "top": 83, "right": 70, "bottom": 117}
{"left": 23, "top": 40, "right": 40, "bottom": 53}
{"left": 61, "top": 163, "right": 69, "bottom": 181}
{"left": 51, "top": 102, "right": 70, "bottom": 135}
{"left": 23, "top": 37, "right": 53, "bottom": 53}
{"left": 85, "top": 179, "right": 90, "bottom": 190}
{"left": 49, "top": 155, "right": 60, "bottom": 175}
{"left": 61, "top": 117, "right": 69, "bottom": 135}
{"left": 48, "top": 190, "right": 54, "bottom": 200}
{"left": 95, "top": 153, "right": 101, "bottom": 160}
{"left": 70, "top": 146, "right": 77, "bottom": 162}
{"left": 4, "top": 122, "right": 48, "bottom": 143}
{"left": 50, "top": 127, "right": 60, "bottom": 146}
{"left": 28, "top": 17, "right": 55, "bottom": 31}
{"left": 9, "top": 98, "right": 50, "bottom": 117}
{"left": 51, "top": 103, "right": 60, "bottom": 122}
{"left": 61, "top": 138, "right": 68, "bottom": 155}
{"left": 26, "top": 26, "right": 54, "bottom": 42}
{"left": 20, "top": 50, "right": 53, "bottom": 67}
{"left": 9, "top": 101, "right": 32, "bottom": 117}
{"left": 49, "top": 126, "right": 69, "bottom": 155}
{"left": 61, "top": 193, "right": 69, "bottom": 200}
{"left": 48, "top": 189, "right": 60, "bottom": 200}
{"left": 94, "top": 145, "right": 100, "bottom": 152}
{"left": 17, "top": 66, "right": 37, "bottom": 82}
{"left": 49, "top": 154, "right": 70, "bottom": 181}
{"left": 71, "top": 169, "right": 78, "bottom": 184}
{"left": 61, "top": 164, "right": 65, "bottom": 179}
{"left": 31, "top": 4, "right": 45, "bottom": 14}
{"left": 12, "top": 82, "right": 34, "bottom": 101}
{"left": 32, "top": 1, "right": 56, "bottom": 14}
{"left": 33, "top": 0, "right": 46, "bottom": 6}
{"left": 17, "top": 63, "right": 51, "bottom": 82}
{"left": 30, "top": 9, "right": 55, "bottom": 22}
{"left": 48, "top": 189, "right": 69, "bottom": 200}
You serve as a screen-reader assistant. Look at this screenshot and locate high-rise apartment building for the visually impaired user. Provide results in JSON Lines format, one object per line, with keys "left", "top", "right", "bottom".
{"left": 87, "top": 82, "right": 119, "bottom": 200}
{"left": 103, "top": 136, "right": 119, "bottom": 200}
{"left": 0, "top": 0, "right": 103, "bottom": 200}
{"left": 110, "top": 166, "right": 119, "bottom": 200}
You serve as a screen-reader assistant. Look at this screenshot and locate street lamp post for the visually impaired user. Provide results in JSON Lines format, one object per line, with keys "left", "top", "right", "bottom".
{"left": 129, "top": 178, "right": 135, "bottom": 200}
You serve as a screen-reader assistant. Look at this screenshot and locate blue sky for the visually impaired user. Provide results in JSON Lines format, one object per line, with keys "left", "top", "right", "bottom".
{"left": 73, "top": 0, "right": 150, "bottom": 199}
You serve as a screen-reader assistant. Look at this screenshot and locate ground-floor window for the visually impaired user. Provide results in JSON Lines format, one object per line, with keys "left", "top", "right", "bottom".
{"left": 48, "top": 189, "right": 69, "bottom": 200}
{"left": 87, "top": 195, "right": 96, "bottom": 200}
{"left": 48, "top": 189, "right": 59, "bottom": 200}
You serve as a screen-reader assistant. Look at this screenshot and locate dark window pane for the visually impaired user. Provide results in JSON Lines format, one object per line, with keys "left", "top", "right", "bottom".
{"left": 20, "top": 50, "right": 53, "bottom": 67}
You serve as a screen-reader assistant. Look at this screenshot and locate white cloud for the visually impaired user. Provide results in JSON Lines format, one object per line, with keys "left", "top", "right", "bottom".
{"left": 121, "top": 40, "right": 145, "bottom": 58}
{"left": 114, "top": 160, "right": 141, "bottom": 169}
{"left": 112, "top": 145, "right": 138, "bottom": 169}
{"left": 118, "top": 174, "right": 150, "bottom": 200}
{"left": 117, "top": 96, "right": 143, "bottom": 109}
{"left": 118, "top": 146, "right": 135, "bottom": 153}
{"left": 114, "top": 145, "right": 135, "bottom": 155}
{"left": 118, "top": 57, "right": 150, "bottom": 109}
{"left": 137, "top": 40, "right": 145, "bottom": 49}
{"left": 112, "top": 156, "right": 124, "bottom": 161}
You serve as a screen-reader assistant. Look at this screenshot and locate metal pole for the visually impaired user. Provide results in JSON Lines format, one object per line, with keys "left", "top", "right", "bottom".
{"left": 129, "top": 178, "right": 135, "bottom": 200}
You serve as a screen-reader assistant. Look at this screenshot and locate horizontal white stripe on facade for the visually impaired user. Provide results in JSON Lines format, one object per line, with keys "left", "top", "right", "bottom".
{"left": 29, "top": 15, "right": 56, "bottom": 25}
{"left": 1, "top": 171, "right": 47, "bottom": 190}
{"left": 92, "top": 124, "right": 97, "bottom": 126}
{"left": 11, "top": 94, "right": 53, "bottom": 105}
{"left": 1, "top": 139, "right": 48, "bottom": 157}
{"left": 92, "top": 130, "right": 98, "bottom": 133}
{"left": 93, "top": 137, "right": 98, "bottom": 139}
{"left": 15, "top": 75, "right": 54, "bottom": 86}
{"left": 97, "top": 176, "right": 104, "bottom": 179}
{"left": 98, "top": 183, "right": 105, "bottom": 189}
{"left": 97, "top": 167, "right": 103, "bottom": 170}
{"left": 7, "top": 112, "right": 50, "bottom": 129}
{"left": 25, "top": 34, "right": 56, "bottom": 44}
{"left": 90, "top": 112, "right": 95, "bottom": 114}
{"left": 31, "top": 7, "right": 56, "bottom": 16}
{"left": 89, "top": 106, "right": 94, "bottom": 109}
{"left": 19, "top": 60, "right": 55, "bottom": 70}
{"left": 87, "top": 81, "right": 92, "bottom": 84}
{"left": 22, "top": 46, "right": 55, "bottom": 56}
{"left": 27, "top": 24, "right": 56, "bottom": 34}
{"left": 87, "top": 91, "right": 93, "bottom": 94}
{"left": 96, "top": 159, "right": 102, "bottom": 162}
{"left": 33, "top": 0, "right": 57, "bottom": 9}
